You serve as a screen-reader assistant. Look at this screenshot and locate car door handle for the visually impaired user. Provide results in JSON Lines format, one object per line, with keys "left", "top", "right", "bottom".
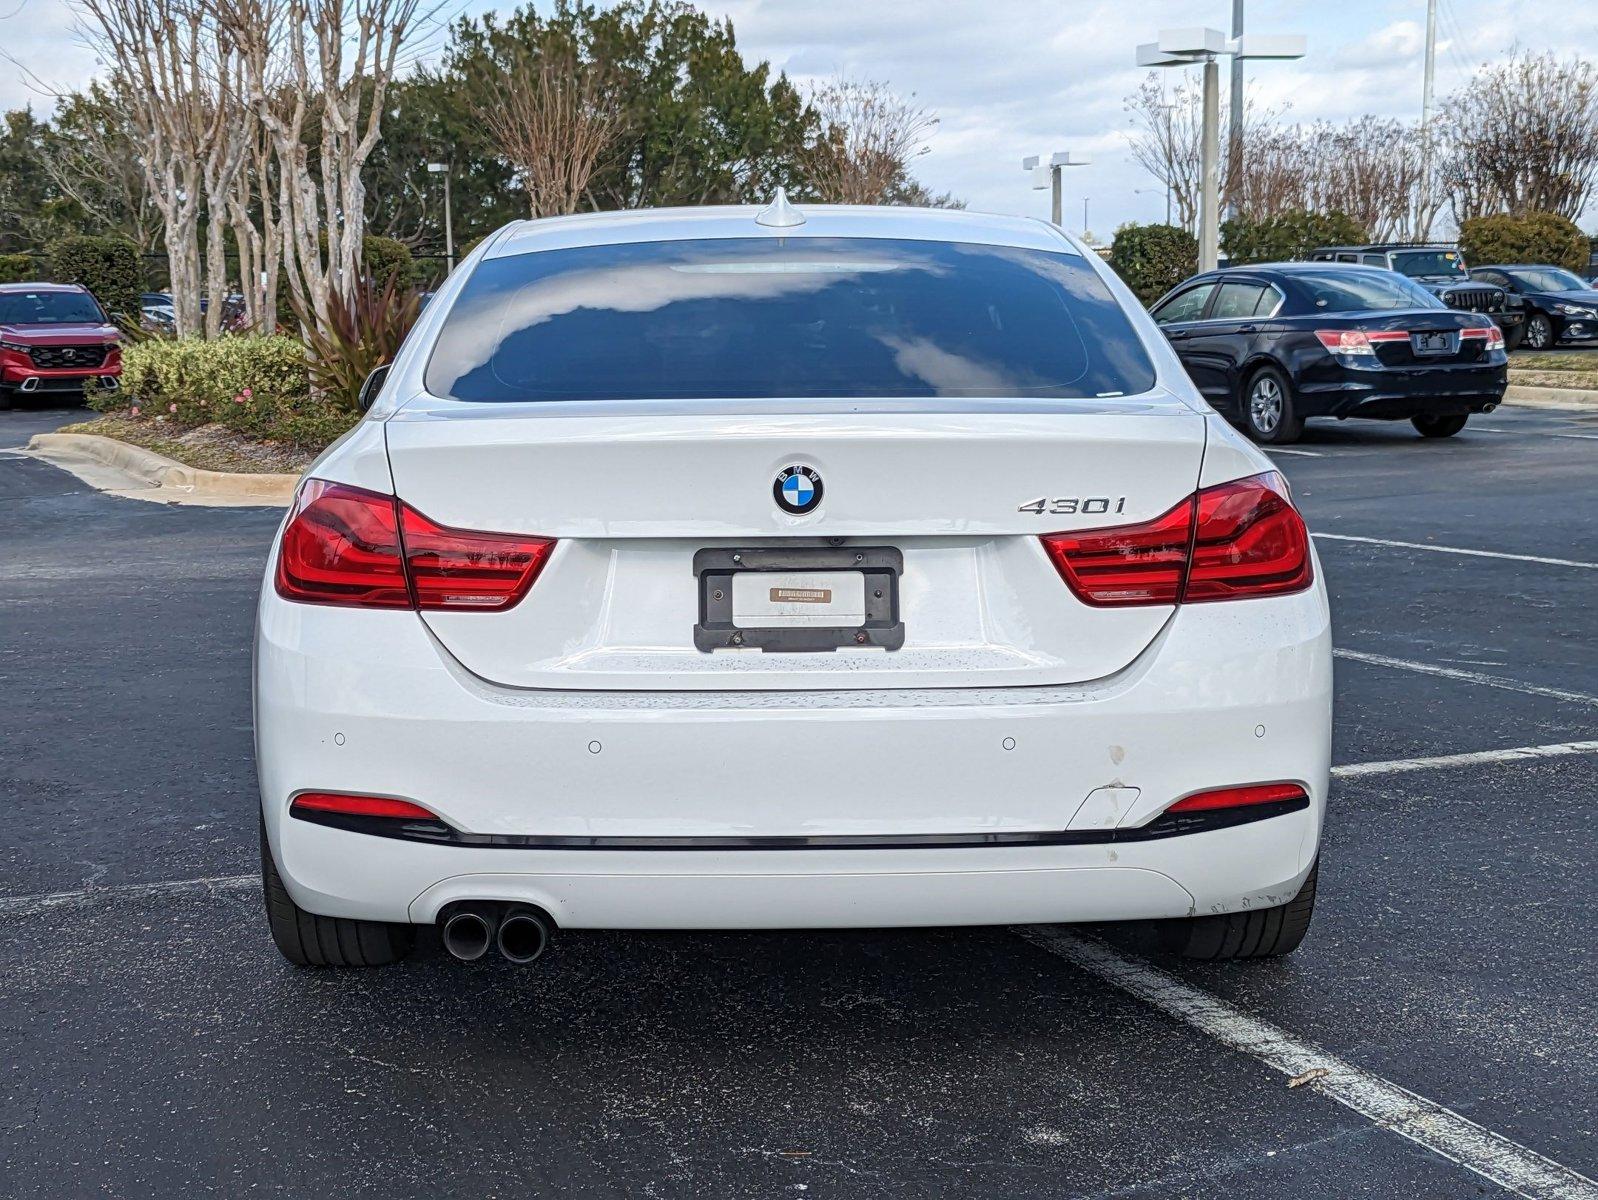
{"left": 1165, "top": 329, "right": 1192, "bottom": 341}
{"left": 1237, "top": 324, "right": 1259, "bottom": 333}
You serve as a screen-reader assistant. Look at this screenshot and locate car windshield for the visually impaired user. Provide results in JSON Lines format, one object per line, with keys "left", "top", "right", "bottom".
{"left": 426, "top": 236, "right": 1157, "bottom": 402}
{"left": 1293, "top": 270, "right": 1445, "bottom": 312}
{"left": 1505, "top": 267, "right": 1590, "bottom": 292}
{"left": 0, "top": 290, "right": 107, "bottom": 325}
{"left": 1388, "top": 250, "right": 1467, "bottom": 278}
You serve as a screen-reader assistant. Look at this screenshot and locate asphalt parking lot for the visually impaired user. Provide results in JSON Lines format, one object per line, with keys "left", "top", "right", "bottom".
{"left": 2, "top": 403, "right": 1595, "bottom": 1199}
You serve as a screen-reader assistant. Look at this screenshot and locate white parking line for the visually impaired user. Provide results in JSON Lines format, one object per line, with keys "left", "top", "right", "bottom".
{"left": 1019, "top": 929, "right": 1598, "bottom": 1200}
{"left": 1314, "top": 532, "right": 1598, "bottom": 570}
{"left": 1334, "top": 648, "right": 1598, "bottom": 708}
{"left": 1333, "top": 740, "right": 1598, "bottom": 779}
{"left": 0, "top": 874, "right": 254, "bottom": 918}
{"left": 1265, "top": 447, "right": 1324, "bottom": 457}
{"left": 1556, "top": 433, "right": 1598, "bottom": 441}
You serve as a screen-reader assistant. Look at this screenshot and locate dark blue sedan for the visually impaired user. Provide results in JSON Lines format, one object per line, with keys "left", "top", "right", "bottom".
{"left": 1469, "top": 264, "right": 1598, "bottom": 350}
{"left": 1150, "top": 263, "right": 1509, "bottom": 444}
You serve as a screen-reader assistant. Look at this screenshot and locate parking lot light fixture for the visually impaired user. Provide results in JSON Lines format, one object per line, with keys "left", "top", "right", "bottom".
{"left": 1134, "top": 26, "right": 1305, "bottom": 271}
{"left": 427, "top": 162, "right": 455, "bottom": 272}
{"left": 1022, "top": 151, "right": 1091, "bottom": 228}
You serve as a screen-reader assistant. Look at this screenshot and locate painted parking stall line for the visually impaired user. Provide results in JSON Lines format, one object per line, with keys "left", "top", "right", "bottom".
{"left": 1334, "top": 648, "right": 1598, "bottom": 708}
{"left": 0, "top": 874, "right": 255, "bottom": 919}
{"left": 1314, "top": 532, "right": 1598, "bottom": 570}
{"left": 1019, "top": 929, "right": 1598, "bottom": 1200}
{"left": 1333, "top": 740, "right": 1598, "bottom": 779}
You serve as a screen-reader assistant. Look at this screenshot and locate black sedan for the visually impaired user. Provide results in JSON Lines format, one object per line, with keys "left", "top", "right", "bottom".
{"left": 1149, "top": 263, "right": 1509, "bottom": 444}
{"left": 1468, "top": 264, "right": 1598, "bottom": 351}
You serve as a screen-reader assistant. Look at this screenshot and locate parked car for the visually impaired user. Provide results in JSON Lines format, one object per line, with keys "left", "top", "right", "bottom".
{"left": 1150, "top": 263, "right": 1508, "bottom": 443}
{"left": 141, "top": 291, "right": 175, "bottom": 333}
{"left": 255, "top": 203, "right": 1330, "bottom": 969}
{"left": 0, "top": 283, "right": 122, "bottom": 409}
{"left": 1468, "top": 264, "right": 1598, "bottom": 350}
{"left": 1307, "top": 243, "right": 1526, "bottom": 349}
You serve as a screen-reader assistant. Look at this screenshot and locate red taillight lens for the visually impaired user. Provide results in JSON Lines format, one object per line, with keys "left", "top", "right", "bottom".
{"left": 1166, "top": 782, "right": 1307, "bottom": 813}
{"left": 1314, "top": 328, "right": 1377, "bottom": 356}
{"left": 275, "top": 479, "right": 412, "bottom": 608}
{"left": 1184, "top": 472, "right": 1313, "bottom": 602}
{"left": 1041, "top": 473, "right": 1310, "bottom": 607}
{"left": 400, "top": 503, "right": 554, "bottom": 611}
{"left": 1461, "top": 325, "right": 1505, "bottom": 351}
{"left": 274, "top": 479, "right": 554, "bottom": 611}
{"left": 290, "top": 791, "right": 438, "bottom": 820}
{"left": 1039, "top": 498, "right": 1194, "bottom": 606}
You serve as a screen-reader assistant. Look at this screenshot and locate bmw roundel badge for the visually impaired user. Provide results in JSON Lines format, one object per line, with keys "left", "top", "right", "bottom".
{"left": 774, "top": 464, "right": 823, "bottom": 514}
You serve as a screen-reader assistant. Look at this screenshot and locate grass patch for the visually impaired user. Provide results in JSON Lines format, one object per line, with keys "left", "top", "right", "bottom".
{"left": 1513, "top": 352, "right": 1598, "bottom": 372}
{"left": 59, "top": 414, "right": 316, "bottom": 474}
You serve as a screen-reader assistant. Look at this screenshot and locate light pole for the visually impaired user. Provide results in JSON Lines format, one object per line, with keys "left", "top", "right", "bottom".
{"left": 1136, "top": 27, "right": 1305, "bottom": 272}
{"left": 427, "top": 162, "right": 455, "bottom": 273}
{"left": 1022, "top": 151, "right": 1091, "bottom": 228}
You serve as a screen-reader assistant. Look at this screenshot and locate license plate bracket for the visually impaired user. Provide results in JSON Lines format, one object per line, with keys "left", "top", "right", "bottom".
{"left": 693, "top": 544, "right": 904, "bottom": 652}
{"left": 1412, "top": 330, "right": 1454, "bottom": 355}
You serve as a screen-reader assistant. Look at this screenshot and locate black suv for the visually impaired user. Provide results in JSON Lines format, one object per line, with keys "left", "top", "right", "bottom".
{"left": 1308, "top": 244, "right": 1526, "bottom": 349}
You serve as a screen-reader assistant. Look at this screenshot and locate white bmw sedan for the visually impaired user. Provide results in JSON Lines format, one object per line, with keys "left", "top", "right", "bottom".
{"left": 256, "top": 201, "right": 1331, "bottom": 969}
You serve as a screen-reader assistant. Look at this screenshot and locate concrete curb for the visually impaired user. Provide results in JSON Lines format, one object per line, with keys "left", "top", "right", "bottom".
{"left": 27, "top": 432, "right": 299, "bottom": 503}
{"left": 1503, "top": 383, "right": 1598, "bottom": 411}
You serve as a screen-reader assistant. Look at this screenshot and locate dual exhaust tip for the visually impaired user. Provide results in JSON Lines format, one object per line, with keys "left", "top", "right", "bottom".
{"left": 440, "top": 902, "right": 551, "bottom": 964}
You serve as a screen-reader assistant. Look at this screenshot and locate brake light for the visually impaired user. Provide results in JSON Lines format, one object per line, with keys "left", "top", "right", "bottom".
{"left": 274, "top": 478, "right": 554, "bottom": 611}
{"left": 1166, "top": 782, "right": 1307, "bottom": 813}
{"left": 290, "top": 791, "right": 438, "bottom": 820}
{"left": 1314, "top": 329, "right": 1377, "bottom": 356}
{"left": 1041, "top": 473, "right": 1311, "bottom": 606}
{"left": 1461, "top": 325, "right": 1505, "bottom": 351}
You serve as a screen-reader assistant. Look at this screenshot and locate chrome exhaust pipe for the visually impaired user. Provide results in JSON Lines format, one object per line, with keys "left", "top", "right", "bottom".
{"left": 440, "top": 905, "right": 496, "bottom": 962}
{"left": 19, "top": 376, "right": 40, "bottom": 393}
{"left": 1482, "top": 403, "right": 1496, "bottom": 413}
{"left": 496, "top": 906, "right": 551, "bottom": 964}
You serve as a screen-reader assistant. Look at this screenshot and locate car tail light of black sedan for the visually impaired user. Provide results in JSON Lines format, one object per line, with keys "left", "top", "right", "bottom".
{"left": 1150, "top": 263, "right": 1509, "bottom": 444}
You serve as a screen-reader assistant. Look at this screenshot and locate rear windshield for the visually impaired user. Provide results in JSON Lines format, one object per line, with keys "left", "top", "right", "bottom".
{"left": 425, "top": 237, "right": 1156, "bottom": 402}
{"left": 1389, "top": 250, "right": 1466, "bottom": 278}
{"left": 0, "top": 290, "right": 107, "bottom": 325}
{"left": 1293, "top": 270, "right": 1444, "bottom": 313}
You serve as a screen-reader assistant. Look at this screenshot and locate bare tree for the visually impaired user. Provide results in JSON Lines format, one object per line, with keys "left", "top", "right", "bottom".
{"left": 39, "top": 80, "right": 164, "bottom": 252}
{"left": 806, "top": 78, "right": 938, "bottom": 205}
{"left": 212, "top": 0, "right": 430, "bottom": 335}
{"left": 1440, "top": 51, "right": 1598, "bottom": 222}
{"left": 1310, "top": 117, "right": 1433, "bottom": 241}
{"left": 1127, "top": 73, "right": 1203, "bottom": 231}
{"left": 74, "top": 0, "right": 254, "bottom": 335}
{"left": 477, "top": 48, "right": 621, "bottom": 218}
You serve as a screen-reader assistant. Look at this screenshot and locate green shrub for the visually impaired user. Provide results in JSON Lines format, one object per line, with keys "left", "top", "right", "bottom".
{"left": 47, "top": 235, "right": 141, "bottom": 319}
{"left": 1220, "top": 210, "right": 1367, "bottom": 266}
{"left": 296, "top": 275, "right": 422, "bottom": 409}
{"left": 1458, "top": 212, "right": 1588, "bottom": 271}
{"left": 362, "top": 235, "right": 415, "bottom": 288}
{"left": 0, "top": 252, "right": 37, "bottom": 283}
{"left": 1109, "top": 223, "right": 1199, "bottom": 304}
{"left": 91, "top": 334, "right": 353, "bottom": 449}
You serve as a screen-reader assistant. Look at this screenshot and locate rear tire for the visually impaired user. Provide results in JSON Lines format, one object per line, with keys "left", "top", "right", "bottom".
{"left": 1241, "top": 365, "right": 1304, "bottom": 444}
{"left": 1163, "top": 860, "right": 1317, "bottom": 960}
{"left": 1524, "top": 312, "right": 1554, "bottom": 351}
{"left": 1411, "top": 413, "right": 1468, "bottom": 438}
{"left": 260, "top": 817, "right": 413, "bottom": 967}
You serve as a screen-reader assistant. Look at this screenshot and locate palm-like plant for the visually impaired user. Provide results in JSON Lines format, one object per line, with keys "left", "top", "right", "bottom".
{"left": 295, "top": 274, "right": 422, "bottom": 409}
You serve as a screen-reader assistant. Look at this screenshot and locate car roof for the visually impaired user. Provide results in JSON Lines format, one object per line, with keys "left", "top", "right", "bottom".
{"left": 486, "top": 204, "right": 1078, "bottom": 259}
{"left": 0, "top": 282, "right": 89, "bottom": 294}
{"left": 1189, "top": 262, "right": 1392, "bottom": 279}
{"left": 1311, "top": 244, "right": 1456, "bottom": 254}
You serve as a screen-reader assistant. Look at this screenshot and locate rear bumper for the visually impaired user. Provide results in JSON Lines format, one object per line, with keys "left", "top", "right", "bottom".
{"left": 1297, "top": 362, "right": 1507, "bottom": 419}
{"left": 256, "top": 567, "right": 1332, "bottom": 929}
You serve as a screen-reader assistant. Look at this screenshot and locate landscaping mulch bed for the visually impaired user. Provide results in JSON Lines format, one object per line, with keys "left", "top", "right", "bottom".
{"left": 59, "top": 415, "right": 318, "bottom": 474}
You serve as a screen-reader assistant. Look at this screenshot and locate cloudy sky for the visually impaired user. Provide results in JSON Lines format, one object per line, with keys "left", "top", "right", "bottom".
{"left": 5, "top": 0, "right": 1597, "bottom": 234}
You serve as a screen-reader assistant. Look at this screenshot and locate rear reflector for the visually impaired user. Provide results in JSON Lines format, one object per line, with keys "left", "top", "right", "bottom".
{"left": 1041, "top": 472, "right": 1311, "bottom": 606}
{"left": 275, "top": 479, "right": 554, "bottom": 611}
{"left": 290, "top": 792, "right": 438, "bottom": 820}
{"left": 1166, "top": 782, "right": 1307, "bottom": 814}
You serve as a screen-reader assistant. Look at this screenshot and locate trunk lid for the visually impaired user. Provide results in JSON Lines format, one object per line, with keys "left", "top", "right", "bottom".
{"left": 383, "top": 399, "right": 1207, "bottom": 691}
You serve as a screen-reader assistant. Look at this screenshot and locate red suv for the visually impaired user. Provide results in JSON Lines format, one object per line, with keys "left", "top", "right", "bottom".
{"left": 0, "top": 283, "right": 123, "bottom": 409}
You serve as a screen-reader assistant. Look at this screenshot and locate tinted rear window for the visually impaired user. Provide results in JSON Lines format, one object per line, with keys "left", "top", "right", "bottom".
{"left": 1292, "top": 270, "right": 1443, "bottom": 313}
{"left": 426, "top": 237, "right": 1155, "bottom": 402}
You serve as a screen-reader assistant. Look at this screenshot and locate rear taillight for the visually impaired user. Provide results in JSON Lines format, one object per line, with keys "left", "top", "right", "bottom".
{"left": 274, "top": 478, "right": 554, "bottom": 611}
{"left": 1314, "top": 329, "right": 1378, "bottom": 356}
{"left": 1166, "top": 782, "right": 1307, "bottom": 813}
{"left": 1461, "top": 325, "right": 1505, "bottom": 351}
{"left": 1041, "top": 472, "right": 1311, "bottom": 607}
